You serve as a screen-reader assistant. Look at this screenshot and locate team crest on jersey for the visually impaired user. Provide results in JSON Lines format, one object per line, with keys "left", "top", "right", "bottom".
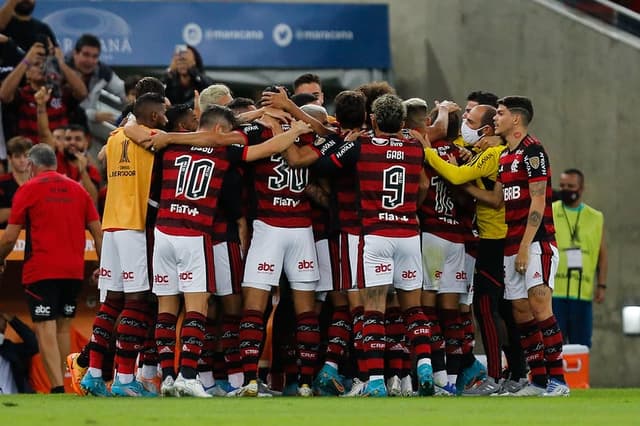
{"left": 529, "top": 156, "right": 540, "bottom": 169}
{"left": 510, "top": 160, "right": 519, "bottom": 173}
{"left": 371, "top": 137, "right": 390, "bottom": 146}
{"left": 314, "top": 136, "right": 326, "bottom": 146}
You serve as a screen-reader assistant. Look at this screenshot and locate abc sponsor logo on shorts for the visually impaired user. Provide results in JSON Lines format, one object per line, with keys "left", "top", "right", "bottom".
{"left": 374, "top": 263, "right": 392, "bottom": 274}
{"left": 456, "top": 271, "right": 468, "bottom": 280}
{"left": 297, "top": 260, "right": 315, "bottom": 270}
{"left": 154, "top": 274, "right": 169, "bottom": 284}
{"left": 434, "top": 270, "right": 443, "bottom": 280}
{"left": 402, "top": 270, "right": 417, "bottom": 280}
{"left": 99, "top": 267, "right": 112, "bottom": 279}
{"left": 34, "top": 305, "right": 51, "bottom": 317}
{"left": 122, "top": 271, "right": 135, "bottom": 281}
{"left": 179, "top": 272, "right": 193, "bottom": 281}
{"left": 257, "top": 262, "right": 275, "bottom": 273}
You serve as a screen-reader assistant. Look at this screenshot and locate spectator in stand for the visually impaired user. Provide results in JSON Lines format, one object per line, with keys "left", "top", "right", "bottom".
{"left": 0, "top": 312, "right": 39, "bottom": 394}
{"left": 0, "top": 144, "right": 102, "bottom": 394}
{"left": 34, "top": 87, "right": 100, "bottom": 205}
{"left": 124, "top": 75, "right": 142, "bottom": 105}
{"left": 0, "top": 41, "right": 87, "bottom": 143}
{"left": 67, "top": 34, "right": 126, "bottom": 143}
{"left": 0, "top": 0, "right": 56, "bottom": 64}
{"left": 0, "top": 135, "right": 30, "bottom": 228}
{"left": 164, "top": 44, "right": 212, "bottom": 107}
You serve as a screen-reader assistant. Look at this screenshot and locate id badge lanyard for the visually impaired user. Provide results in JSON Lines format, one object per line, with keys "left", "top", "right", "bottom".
{"left": 563, "top": 205, "right": 583, "bottom": 299}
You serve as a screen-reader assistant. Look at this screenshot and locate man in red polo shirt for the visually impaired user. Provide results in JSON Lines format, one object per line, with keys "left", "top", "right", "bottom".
{"left": 0, "top": 144, "right": 102, "bottom": 393}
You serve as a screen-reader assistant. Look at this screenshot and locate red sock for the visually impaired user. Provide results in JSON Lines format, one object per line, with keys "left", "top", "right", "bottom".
{"left": 155, "top": 312, "right": 177, "bottom": 379}
{"left": 385, "top": 307, "right": 407, "bottom": 378}
{"left": 296, "top": 311, "right": 320, "bottom": 386}
{"left": 518, "top": 319, "right": 547, "bottom": 387}
{"left": 115, "top": 299, "right": 149, "bottom": 375}
{"left": 221, "top": 314, "right": 242, "bottom": 376}
{"left": 239, "top": 310, "right": 264, "bottom": 383}
{"left": 539, "top": 315, "right": 565, "bottom": 382}
{"left": 180, "top": 311, "right": 206, "bottom": 379}
{"left": 363, "top": 311, "right": 385, "bottom": 378}
{"left": 325, "top": 306, "right": 351, "bottom": 365}
{"left": 89, "top": 298, "right": 123, "bottom": 371}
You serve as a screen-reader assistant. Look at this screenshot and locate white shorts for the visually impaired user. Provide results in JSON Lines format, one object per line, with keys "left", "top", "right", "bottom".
{"left": 213, "top": 241, "right": 244, "bottom": 296}
{"left": 340, "top": 232, "right": 363, "bottom": 290}
{"left": 459, "top": 253, "right": 476, "bottom": 306}
{"left": 315, "top": 239, "right": 338, "bottom": 294}
{"left": 152, "top": 228, "right": 214, "bottom": 296}
{"left": 363, "top": 234, "right": 422, "bottom": 291}
{"left": 242, "top": 220, "right": 319, "bottom": 292}
{"left": 422, "top": 232, "right": 467, "bottom": 294}
{"left": 99, "top": 230, "right": 150, "bottom": 294}
{"left": 504, "top": 241, "right": 559, "bottom": 301}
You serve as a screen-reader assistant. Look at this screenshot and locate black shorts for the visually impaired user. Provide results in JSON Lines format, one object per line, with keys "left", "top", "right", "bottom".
{"left": 24, "top": 279, "right": 83, "bottom": 322}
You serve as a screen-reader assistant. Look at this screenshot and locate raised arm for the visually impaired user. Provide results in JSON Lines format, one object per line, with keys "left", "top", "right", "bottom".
{"left": 0, "top": 0, "right": 19, "bottom": 31}
{"left": 34, "top": 86, "right": 56, "bottom": 148}
{"left": 261, "top": 88, "right": 333, "bottom": 136}
{"left": 54, "top": 47, "right": 87, "bottom": 101}
{"left": 0, "top": 42, "right": 45, "bottom": 103}
{"left": 244, "top": 120, "right": 312, "bottom": 162}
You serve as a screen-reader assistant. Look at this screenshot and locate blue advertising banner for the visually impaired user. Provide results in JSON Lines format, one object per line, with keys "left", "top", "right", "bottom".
{"left": 35, "top": 1, "right": 390, "bottom": 69}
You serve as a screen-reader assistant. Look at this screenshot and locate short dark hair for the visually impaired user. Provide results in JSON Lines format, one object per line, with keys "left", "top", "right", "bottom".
{"left": 563, "top": 168, "right": 585, "bottom": 186}
{"left": 133, "top": 93, "right": 165, "bottom": 119}
{"left": 227, "top": 97, "right": 256, "bottom": 112}
{"left": 334, "top": 90, "right": 366, "bottom": 130}
{"left": 7, "top": 136, "right": 32, "bottom": 156}
{"left": 165, "top": 104, "right": 193, "bottom": 132}
{"left": 293, "top": 73, "right": 321, "bottom": 90}
{"left": 66, "top": 123, "right": 89, "bottom": 134}
{"left": 356, "top": 81, "right": 396, "bottom": 123}
{"left": 199, "top": 105, "right": 237, "bottom": 131}
{"left": 498, "top": 96, "right": 534, "bottom": 125}
{"left": 186, "top": 45, "right": 204, "bottom": 72}
{"left": 134, "top": 76, "right": 165, "bottom": 99}
{"left": 291, "top": 92, "right": 317, "bottom": 107}
{"left": 74, "top": 34, "right": 101, "bottom": 52}
{"left": 467, "top": 90, "right": 498, "bottom": 107}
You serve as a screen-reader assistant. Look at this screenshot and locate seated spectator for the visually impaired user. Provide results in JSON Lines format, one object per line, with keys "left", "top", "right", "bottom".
{"left": 0, "top": 0, "right": 56, "bottom": 63}
{"left": 0, "top": 311, "right": 39, "bottom": 394}
{"left": 67, "top": 34, "right": 126, "bottom": 143}
{"left": 0, "top": 135, "right": 30, "bottom": 228}
{"left": 164, "top": 44, "right": 212, "bottom": 106}
{"left": 0, "top": 41, "right": 87, "bottom": 143}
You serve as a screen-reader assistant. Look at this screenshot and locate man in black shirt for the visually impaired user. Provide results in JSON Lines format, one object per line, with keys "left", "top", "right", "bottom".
{"left": 0, "top": 0, "right": 56, "bottom": 61}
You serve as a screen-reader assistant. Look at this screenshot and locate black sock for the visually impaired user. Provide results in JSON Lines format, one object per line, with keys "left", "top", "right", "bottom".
{"left": 51, "top": 386, "right": 65, "bottom": 394}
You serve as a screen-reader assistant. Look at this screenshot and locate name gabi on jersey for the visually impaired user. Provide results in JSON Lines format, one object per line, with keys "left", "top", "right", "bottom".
{"left": 273, "top": 196, "right": 300, "bottom": 207}
{"left": 170, "top": 203, "right": 200, "bottom": 216}
{"left": 379, "top": 212, "right": 409, "bottom": 222}
{"left": 386, "top": 150, "right": 404, "bottom": 160}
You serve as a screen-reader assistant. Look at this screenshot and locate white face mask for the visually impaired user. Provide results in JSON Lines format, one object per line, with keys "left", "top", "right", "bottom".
{"left": 0, "top": 333, "right": 4, "bottom": 346}
{"left": 460, "top": 120, "right": 486, "bottom": 145}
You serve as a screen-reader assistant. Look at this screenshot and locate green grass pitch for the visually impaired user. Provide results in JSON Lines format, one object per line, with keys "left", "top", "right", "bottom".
{"left": 1, "top": 389, "right": 639, "bottom": 426}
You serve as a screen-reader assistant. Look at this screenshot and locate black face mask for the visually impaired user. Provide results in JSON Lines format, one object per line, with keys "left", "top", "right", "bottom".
{"left": 561, "top": 190, "right": 580, "bottom": 205}
{"left": 15, "top": 1, "right": 35, "bottom": 17}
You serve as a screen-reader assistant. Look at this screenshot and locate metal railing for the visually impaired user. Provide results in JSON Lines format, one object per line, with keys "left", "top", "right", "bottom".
{"left": 559, "top": 0, "right": 640, "bottom": 37}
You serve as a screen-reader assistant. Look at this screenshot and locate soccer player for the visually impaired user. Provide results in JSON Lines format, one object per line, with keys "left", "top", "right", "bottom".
{"left": 153, "top": 106, "right": 312, "bottom": 397}
{"left": 423, "top": 104, "right": 526, "bottom": 395}
{"left": 81, "top": 93, "right": 167, "bottom": 397}
{"left": 313, "top": 94, "right": 434, "bottom": 397}
{"left": 464, "top": 96, "right": 569, "bottom": 396}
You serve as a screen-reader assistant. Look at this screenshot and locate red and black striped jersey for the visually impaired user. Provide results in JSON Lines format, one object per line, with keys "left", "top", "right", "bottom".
{"left": 16, "top": 85, "right": 70, "bottom": 144}
{"left": 211, "top": 166, "right": 244, "bottom": 244}
{"left": 420, "top": 140, "right": 467, "bottom": 243}
{"left": 156, "top": 144, "right": 242, "bottom": 237}
{"left": 238, "top": 122, "right": 312, "bottom": 228}
{"left": 356, "top": 135, "right": 424, "bottom": 237}
{"left": 498, "top": 135, "right": 556, "bottom": 256}
{"left": 311, "top": 134, "right": 361, "bottom": 236}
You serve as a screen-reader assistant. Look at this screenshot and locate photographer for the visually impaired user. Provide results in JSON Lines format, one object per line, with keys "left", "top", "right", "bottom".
{"left": 163, "top": 44, "right": 212, "bottom": 106}
{"left": 0, "top": 40, "right": 87, "bottom": 143}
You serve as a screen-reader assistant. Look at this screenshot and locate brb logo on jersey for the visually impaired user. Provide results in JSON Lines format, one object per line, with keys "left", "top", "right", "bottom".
{"left": 503, "top": 186, "right": 521, "bottom": 201}
{"left": 375, "top": 264, "right": 392, "bottom": 274}
{"left": 402, "top": 270, "right": 417, "bottom": 280}
{"left": 298, "top": 260, "right": 315, "bottom": 270}
{"left": 258, "top": 262, "right": 275, "bottom": 273}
